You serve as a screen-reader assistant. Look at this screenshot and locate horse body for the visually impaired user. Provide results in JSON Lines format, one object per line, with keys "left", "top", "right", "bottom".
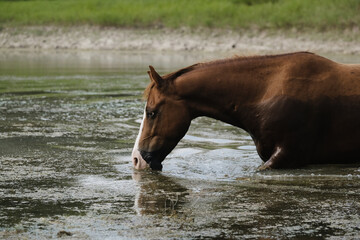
{"left": 132, "top": 52, "right": 360, "bottom": 170}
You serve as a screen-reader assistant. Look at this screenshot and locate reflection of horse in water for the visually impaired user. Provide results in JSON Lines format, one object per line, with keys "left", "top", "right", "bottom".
{"left": 132, "top": 52, "right": 360, "bottom": 171}
{"left": 132, "top": 171, "right": 188, "bottom": 215}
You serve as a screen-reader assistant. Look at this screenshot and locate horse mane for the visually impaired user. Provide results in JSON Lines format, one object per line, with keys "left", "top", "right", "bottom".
{"left": 195, "top": 51, "right": 314, "bottom": 69}
{"left": 163, "top": 63, "right": 199, "bottom": 81}
{"left": 143, "top": 51, "right": 314, "bottom": 99}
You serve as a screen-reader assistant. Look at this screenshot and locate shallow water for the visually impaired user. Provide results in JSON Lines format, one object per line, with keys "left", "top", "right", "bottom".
{"left": 0, "top": 50, "right": 360, "bottom": 239}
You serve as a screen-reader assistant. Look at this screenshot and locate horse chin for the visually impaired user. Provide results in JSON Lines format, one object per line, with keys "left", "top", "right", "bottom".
{"left": 140, "top": 150, "right": 164, "bottom": 171}
{"left": 149, "top": 161, "right": 163, "bottom": 171}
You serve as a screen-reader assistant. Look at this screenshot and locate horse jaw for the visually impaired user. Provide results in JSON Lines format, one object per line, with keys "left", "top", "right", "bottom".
{"left": 132, "top": 108, "right": 149, "bottom": 170}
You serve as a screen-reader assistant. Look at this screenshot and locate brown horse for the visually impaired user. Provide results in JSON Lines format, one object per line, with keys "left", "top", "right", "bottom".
{"left": 132, "top": 52, "right": 360, "bottom": 171}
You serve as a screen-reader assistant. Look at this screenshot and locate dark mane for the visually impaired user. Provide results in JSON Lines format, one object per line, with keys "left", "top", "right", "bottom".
{"left": 143, "top": 51, "right": 314, "bottom": 98}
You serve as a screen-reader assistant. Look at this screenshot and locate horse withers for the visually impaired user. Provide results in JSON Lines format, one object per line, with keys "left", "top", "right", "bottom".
{"left": 132, "top": 52, "right": 360, "bottom": 171}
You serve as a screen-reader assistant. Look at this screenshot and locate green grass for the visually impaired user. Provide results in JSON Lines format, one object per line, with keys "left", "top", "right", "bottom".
{"left": 0, "top": 0, "right": 359, "bottom": 31}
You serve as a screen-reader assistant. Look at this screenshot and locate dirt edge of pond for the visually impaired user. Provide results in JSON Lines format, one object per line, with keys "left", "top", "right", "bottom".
{"left": 0, "top": 26, "right": 359, "bottom": 55}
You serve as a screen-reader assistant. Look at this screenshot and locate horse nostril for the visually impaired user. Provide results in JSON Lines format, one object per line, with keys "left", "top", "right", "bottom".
{"left": 133, "top": 157, "right": 139, "bottom": 166}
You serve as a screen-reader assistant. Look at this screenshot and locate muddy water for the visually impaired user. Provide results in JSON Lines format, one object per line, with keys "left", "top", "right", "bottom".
{"left": 0, "top": 50, "right": 359, "bottom": 239}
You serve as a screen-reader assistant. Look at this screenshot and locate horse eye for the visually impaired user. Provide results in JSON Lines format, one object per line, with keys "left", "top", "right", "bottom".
{"left": 147, "top": 111, "right": 157, "bottom": 119}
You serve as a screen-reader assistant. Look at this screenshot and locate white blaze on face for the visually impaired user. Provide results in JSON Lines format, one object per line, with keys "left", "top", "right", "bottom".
{"left": 132, "top": 106, "right": 149, "bottom": 169}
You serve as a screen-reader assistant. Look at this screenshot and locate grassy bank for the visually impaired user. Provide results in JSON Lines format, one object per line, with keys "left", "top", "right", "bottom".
{"left": 0, "top": 0, "right": 359, "bottom": 31}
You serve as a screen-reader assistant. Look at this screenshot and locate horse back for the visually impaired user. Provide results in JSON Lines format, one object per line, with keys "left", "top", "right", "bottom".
{"left": 278, "top": 53, "right": 360, "bottom": 99}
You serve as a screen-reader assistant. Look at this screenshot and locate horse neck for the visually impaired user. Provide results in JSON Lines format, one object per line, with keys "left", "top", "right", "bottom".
{"left": 174, "top": 61, "right": 272, "bottom": 131}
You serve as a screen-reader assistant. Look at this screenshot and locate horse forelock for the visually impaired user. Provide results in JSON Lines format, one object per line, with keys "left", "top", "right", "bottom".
{"left": 143, "top": 81, "right": 155, "bottom": 100}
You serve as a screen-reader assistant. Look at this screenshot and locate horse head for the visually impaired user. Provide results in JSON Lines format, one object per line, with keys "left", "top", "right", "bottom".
{"left": 132, "top": 66, "right": 192, "bottom": 170}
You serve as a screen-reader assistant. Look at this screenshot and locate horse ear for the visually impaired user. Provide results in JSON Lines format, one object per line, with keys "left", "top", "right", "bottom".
{"left": 148, "top": 65, "right": 164, "bottom": 87}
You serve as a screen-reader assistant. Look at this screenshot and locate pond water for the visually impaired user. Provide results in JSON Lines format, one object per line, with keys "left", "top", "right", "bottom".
{"left": 0, "top": 50, "right": 360, "bottom": 239}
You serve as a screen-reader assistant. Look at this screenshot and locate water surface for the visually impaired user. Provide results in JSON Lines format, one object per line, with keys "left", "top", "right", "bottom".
{"left": 0, "top": 50, "right": 360, "bottom": 239}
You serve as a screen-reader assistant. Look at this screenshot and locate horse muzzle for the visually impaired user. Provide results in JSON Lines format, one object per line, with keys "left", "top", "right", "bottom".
{"left": 140, "top": 150, "right": 163, "bottom": 171}
{"left": 132, "top": 147, "right": 149, "bottom": 170}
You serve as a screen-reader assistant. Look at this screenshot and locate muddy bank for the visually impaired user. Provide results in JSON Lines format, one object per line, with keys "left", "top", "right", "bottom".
{"left": 0, "top": 26, "right": 359, "bottom": 54}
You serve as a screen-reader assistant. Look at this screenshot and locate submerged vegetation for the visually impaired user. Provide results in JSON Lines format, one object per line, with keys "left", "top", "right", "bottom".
{"left": 0, "top": 0, "right": 359, "bottom": 31}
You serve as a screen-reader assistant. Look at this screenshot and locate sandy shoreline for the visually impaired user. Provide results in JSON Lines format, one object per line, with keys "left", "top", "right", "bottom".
{"left": 0, "top": 26, "right": 359, "bottom": 54}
